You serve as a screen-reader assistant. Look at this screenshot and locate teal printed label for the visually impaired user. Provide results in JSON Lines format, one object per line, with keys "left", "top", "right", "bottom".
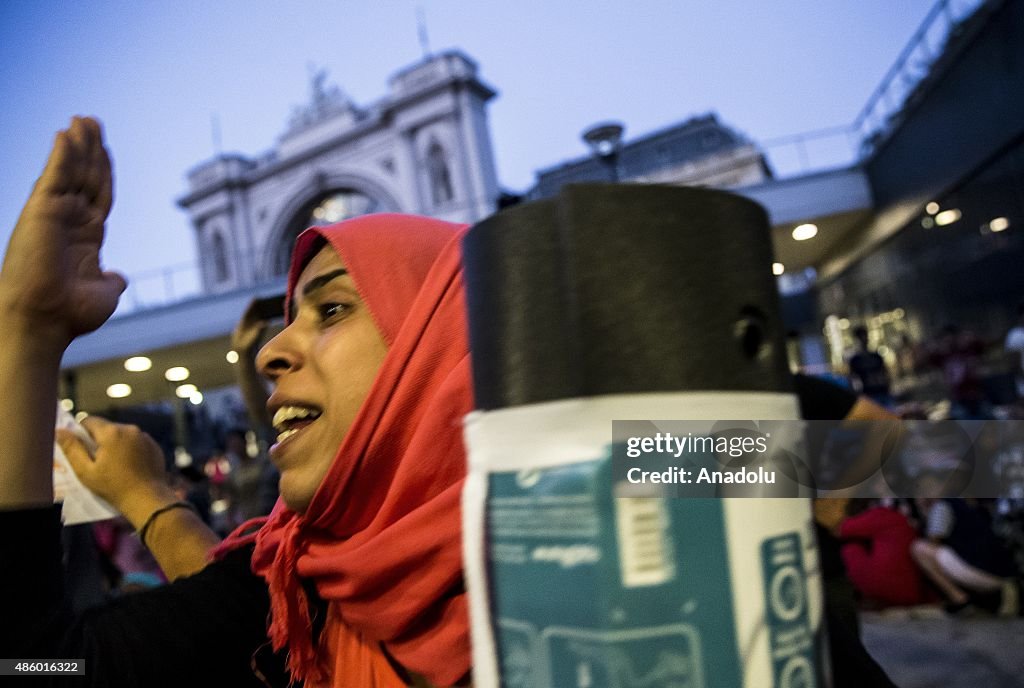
{"left": 761, "top": 533, "right": 816, "bottom": 688}
{"left": 486, "top": 453, "right": 743, "bottom": 688}
{"left": 543, "top": 625, "right": 704, "bottom": 688}
{"left": 496, "top": 619, "right": 542, "bottom": 687}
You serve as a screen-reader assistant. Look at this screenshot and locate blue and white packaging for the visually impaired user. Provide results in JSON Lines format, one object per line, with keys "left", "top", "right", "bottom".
{"left": 463, "top": 392, "right": 827, "bottom": 688}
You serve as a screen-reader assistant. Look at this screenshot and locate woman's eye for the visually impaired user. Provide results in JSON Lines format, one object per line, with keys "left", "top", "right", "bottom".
{"left": 319, "top": 302, "right": 351, "bottom": 321}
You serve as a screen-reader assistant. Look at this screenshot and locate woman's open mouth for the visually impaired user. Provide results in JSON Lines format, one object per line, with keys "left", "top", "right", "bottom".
{"left": 272, "top": 404, "right": 323, "bottom": 445}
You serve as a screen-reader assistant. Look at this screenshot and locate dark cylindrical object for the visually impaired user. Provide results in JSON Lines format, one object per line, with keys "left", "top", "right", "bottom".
{"left": 462, "top": 183, "right": 791, "bottom": 410}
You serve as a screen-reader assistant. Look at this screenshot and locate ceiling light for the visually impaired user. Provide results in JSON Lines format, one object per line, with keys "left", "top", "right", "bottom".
{"left": 934, "top": 209, "right": 961, "bottom": 226}
{"left": 59, "top": 398, "right": 74, "bottom": 412}
{"left": 174, "top": 447, "right": 193, "bottom": 468}
{"left": 792, "top": 223, "right": 818, "bottom": 241}
{"left": 106, "top": 383, "right": 132, "bottom": 399}
{"left": 989, "top": 217, "right": 1010, "bottom": 233}
{"left": 164, "top": 366, "right": 190, "bottom": 382}
{"left": 189, "top": 391, "right": 204, "bottom": 406}
{"left": 175, "top": 383, "right": 198, "bottom": 399}
{"left": 226, "top": 350, "right": 239, "bottom": 364}
{"left": 772, "top": 262, "right": 785, "bottom": 276}
{"left": 124, "top": 356, "right": 152, "bottom": 372}
{"left": 925, "top": 201, "right": 940, "bottom": 215}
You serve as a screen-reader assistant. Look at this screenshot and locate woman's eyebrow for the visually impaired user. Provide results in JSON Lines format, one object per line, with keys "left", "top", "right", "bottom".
{"left": 301, "top": 268, "right": 349, "bottom": 299}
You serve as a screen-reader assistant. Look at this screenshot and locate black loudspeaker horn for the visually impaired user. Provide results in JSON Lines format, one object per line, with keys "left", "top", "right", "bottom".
{"left": 462, "top": 183, "right": 792, "bottom": 410}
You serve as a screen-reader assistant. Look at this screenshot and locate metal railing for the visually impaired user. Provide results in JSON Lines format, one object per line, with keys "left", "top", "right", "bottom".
{"left": 112, "top": 248, "right": 273, "bottom": 318}
{"left": 851, "top": 0, "right": 986, "bottom": 157}
{"left": 757, "top": 125, "right": 861, "bottom": 180}
{"left": 115, "top": 259, "right": 203, "bottom": 316}
{"left": 754, "top": 0, "right": 986, "bottom": 179}
{"left": 110, "top": 0, "right": 990, "bottom": 318}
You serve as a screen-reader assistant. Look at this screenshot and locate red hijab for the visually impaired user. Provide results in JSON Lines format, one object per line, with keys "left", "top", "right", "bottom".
{"left": 220, "top": 214, "right": 473, "bottom": 685}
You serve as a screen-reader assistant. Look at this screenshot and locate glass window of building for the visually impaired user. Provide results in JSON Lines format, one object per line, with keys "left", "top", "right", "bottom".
{"left": 426, "top": 139, "right": 454, "bottom": 206}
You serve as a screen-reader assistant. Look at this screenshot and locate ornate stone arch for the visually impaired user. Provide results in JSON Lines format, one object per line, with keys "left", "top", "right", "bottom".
{"left": 261, "top": 172, "right": 401, "bottom": 279}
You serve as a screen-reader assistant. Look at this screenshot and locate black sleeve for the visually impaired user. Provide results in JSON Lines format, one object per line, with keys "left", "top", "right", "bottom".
{"left": 1, "top": 506, "right": 272, "bottom": 687}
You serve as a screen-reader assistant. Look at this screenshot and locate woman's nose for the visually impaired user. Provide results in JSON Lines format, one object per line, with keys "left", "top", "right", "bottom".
{"left": 256, "top": 326, "right": 302, "bottom": 381}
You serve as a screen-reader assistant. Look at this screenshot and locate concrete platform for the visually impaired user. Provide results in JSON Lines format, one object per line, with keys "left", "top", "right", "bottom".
{"left": 861, "top": 609, "right": 1024, "bottom": 688}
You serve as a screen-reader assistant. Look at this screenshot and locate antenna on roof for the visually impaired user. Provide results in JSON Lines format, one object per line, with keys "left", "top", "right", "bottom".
{"left": 210, "top": 113, "right": 222, "bottom": 156}
{"left": 416, "top": 5, "right": 432, "bottom": 59}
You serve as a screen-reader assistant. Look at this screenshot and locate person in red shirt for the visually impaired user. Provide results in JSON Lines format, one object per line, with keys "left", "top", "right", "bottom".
{"left": 840, "top": 500, "right": 929, "bottom": 607}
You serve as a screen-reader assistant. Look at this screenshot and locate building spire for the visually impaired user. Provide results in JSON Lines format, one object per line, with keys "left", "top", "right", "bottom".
{"left": 307, "top": 62, "right": 328, "bottom": 105}
{"left": 416, "top": 5, "right": 431, "bottom": 59}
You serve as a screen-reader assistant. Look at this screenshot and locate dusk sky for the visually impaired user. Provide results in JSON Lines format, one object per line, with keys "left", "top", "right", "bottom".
{"left": 1, "top": 0, "right": 941, "bottom": 289}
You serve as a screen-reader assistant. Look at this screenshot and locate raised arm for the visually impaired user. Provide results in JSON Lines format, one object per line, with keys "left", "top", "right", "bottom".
{"left": 231, "top": 299, "right": 274, "bottom": 434}
{"left": 0, "top": 117, "right": 275, "bottom": 687}
{"left": 0, "top": 117, "right": 125, "bottom": 509}
{"left": 0, "top": 117, "right": 217, "bottom": 580}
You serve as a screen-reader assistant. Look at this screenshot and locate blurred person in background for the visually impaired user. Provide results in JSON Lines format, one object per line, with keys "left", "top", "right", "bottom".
{"left": 894, "top": 333, "right": 920, "bottom": 382}
{"left": 92, "top": 516, "right": 166, "bottom": 593}
{"left": 1005, "top": 302, "right": 1024, "bottom": 399}
{"left": 221, "top": 427, "right": 278, "bottom": 528}
{"left": 232, "top": 298, "right": 278, "bottom": 443}
{"left": 912, "top": 495, "right": 1019, "bottom": 615}
{"left": 839, "top": 499, "right": 930, "bottom": 608}
{"left": 228, "top": 300, "right": 282, "bottom": 525}
{"left": 848, "top": 325, "right": 893, "bottom": 408}
{"left": 927, "top": 324, "right": 989, "bottom": 419}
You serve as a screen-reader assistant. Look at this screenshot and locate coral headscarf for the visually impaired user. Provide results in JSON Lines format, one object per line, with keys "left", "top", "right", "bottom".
{"left": 220, "top": 214, "right": 473, "bottom": 686}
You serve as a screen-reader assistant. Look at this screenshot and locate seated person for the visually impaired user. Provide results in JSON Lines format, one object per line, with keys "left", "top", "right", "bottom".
{"left": 840, "top": 500, "right": 929, "bottom": 607}
{"left": 911, "top": 497, "right": 1018, "bottom": 613}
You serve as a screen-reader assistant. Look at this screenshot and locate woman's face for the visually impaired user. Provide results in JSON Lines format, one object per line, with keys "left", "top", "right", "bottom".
{"left": 257, "top": 246, "right": 388, "bottom": 513}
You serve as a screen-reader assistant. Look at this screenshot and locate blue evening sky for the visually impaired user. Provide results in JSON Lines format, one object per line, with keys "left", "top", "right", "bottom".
{"left": 0, "top": 0, "right": 937, "bottom": 279}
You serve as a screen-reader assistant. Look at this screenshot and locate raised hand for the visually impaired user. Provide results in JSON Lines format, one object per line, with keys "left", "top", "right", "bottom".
{"left": 0, "top": 118, "right": 126, "bottom": 508}
{"left": 232, "top": 298, "right": 275, "bottom": 431}
{"left": 56, "top": 417, "right": 172, "bottom": 519}
{"left": 232, "top": 298, "right": 271, "bottom": 354}
{"left": 0, "top": 116, "right": 126, "bottom": 347}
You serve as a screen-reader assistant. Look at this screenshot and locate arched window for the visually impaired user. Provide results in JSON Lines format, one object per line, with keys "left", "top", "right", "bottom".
{"left": 426, "top": 139, "right": 454, "bottom": 206}
{"left": 211, "top": 230, "right": 229, "bottom": 283}
{"left": 274, "top": 190, "right": 380, "bottom": 276}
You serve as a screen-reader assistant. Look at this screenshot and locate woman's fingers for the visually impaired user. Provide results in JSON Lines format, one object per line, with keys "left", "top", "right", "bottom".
{"left": 34, "top": 129, "right": 74, "bottom": 197}
{"left": 79, "top": 415, "right": 164, "bottom": 472}
{"left": 56, "top": 428, "right": 95, "bottom": 479}
{"left": 78, "top": 414, "right": 122, "bottom": 446}
{"left": 65, "top": 116, "right": 91, "bottom": 194}
{"left": 95, "top": 129, "right": 114, "bottom": 217}
{"left": 31, "top": 117, "right": 108, "bottom": 208}
{"left": 80, "top": 117, "right": 109, "bottom": 213}
{"left": 60, "top": 417, "right": 167, "bottom": 507}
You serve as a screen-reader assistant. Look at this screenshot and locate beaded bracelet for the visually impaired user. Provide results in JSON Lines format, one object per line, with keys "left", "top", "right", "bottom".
{"left": 137, "top": 501, "right": 198, "bottom": 549}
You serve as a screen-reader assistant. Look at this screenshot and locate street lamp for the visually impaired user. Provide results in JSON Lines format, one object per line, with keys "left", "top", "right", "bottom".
{"left": 582, "top": 121, "right": 625, "bottom": 182}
